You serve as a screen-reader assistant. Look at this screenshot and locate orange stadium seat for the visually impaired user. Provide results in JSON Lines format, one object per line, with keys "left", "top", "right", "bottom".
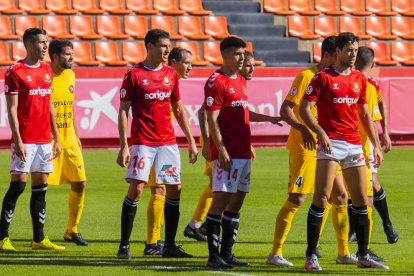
{"left": 289, "top": 0, "right": 321, "bottom": 15}
{"left": 46, "top": 0, "right": 78, "bottom": 14}
{"left": 12, "top": 41, "right": 26, "bottom": 61}
{"left": 95, "top": 41, "right": 129, "bottom": 66}
{"left": 391, "top": 41, "right": 414, "bottom": 65}
{"left": 151, "top": 16, "right": 183, "bottom": 40}
{"left": 366, "top": 16, "right": 398, "bottom": 40}
{"left": 391, "top": 0, "right": 414, "bottom": 15}
{"left": 99, "top": 0, "right": 131, "bottom": 14}
{"left": 0, "top": 42, "right": 15, "bottom": 65}
{"left": 43, "top": 16, "right": 76, "bottom": 39}
{"left": 288, "top": 16, "right": 321, "bottom": 39}
{"left": 15, "top": 16, "right": 39, "bottom": 37}
{"left": 366, "top": 41, "right": 398, "bottom": 65}
{"left": 391, "top": 16, "right": 414, "bottom": 39}
{"left": 339, "top": 16, "right": 372, "bottom": 39}
{"left": 124, "top": 16, "right": 148, "bottom": 39}
{"left": 178, "top": 16, "right": 210, "bottom": 40}
{"left": 18, "top": 0, "right": 51, "bottom": 14}
{"left": 153, "top": 0, "right": 186, "bottom": 15}
{"left": 126, "top": 0, "right": 158, "bottom": 14}
{"left": 263, "top": 0, "right": 295, "bottom": 14}
{"left": 366, "top": 0, "right": 398, "bottom": 15}
{"left": 203, "top": 41, "right": 223, "bottom": 65}
{"left": 72, "top": 0, "right": 104, "bottom": 14}
{"left": 204, "top": 16, "right": 231, "bottom": 39}
{"left": 175, "top": 41, "right": 210, "bottom": 66}
{"left": 340, "top": 0, "right": 372, "bottom": 15}
{"left": 245, "top": 41, "right": 264, "bottom": 65}
{"left": 179, "top": 0, "right": 212, "bottom": 15}
{"left": 70, "top": 16, "right": 103, "bottom": 40}
{"left": 0, "top": 17, "right": 19, "bottom": 40}
{"left": 97, "top": 16, "right": 130, "bottom": 39}
{"left": 72, "top": 41, "right": 101, "bottom": 65}
{"left": 122, "top": 41, "right": 146, "bottom": 64}
{"left": 314, "top": 16, "right": 338, "bottom": 37}
{"left": 313, "top": 41, "right": 322, "bottom": 62}
{"left": 0, "top": 0, "right": 24, "bottom": 14}
{"left": 315, "top": 0, "right": 346, "bottom": 15}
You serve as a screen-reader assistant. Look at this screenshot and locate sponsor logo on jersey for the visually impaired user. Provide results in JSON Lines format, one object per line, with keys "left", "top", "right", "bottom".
{"left": 45, "top": 74, "right": 51, "bottom": 83}
{"left": 120, "top": 88, "right": 127, "bottom": 98}
{"left": 27, "top": 76, "right": 32, "bottom": 82}
{"left": 162, "top": 76, "right": 170, "bottom": 86}
{"left": 289, "top": 86, "right": 298, "bottom": 96}
{"left": 29, "top": 87, "right": 52, "bottom": 96}
{"left": 206, "top": 96, "right": 214, "bottom": 107}
{"left": 44, "top": 153, "right": 53, "bottom": 162}
{"left": 332, "top": 83, "right": 339, "bottom": 90}
{"left": 373, "top": 106, "right": 380, "bottom": 115}
{"left": 4, "top": 85, "right": 8, "bottom": 93}
{"left": 69, "top": 85, "right": 74, "bottom": 93}
{"left": 305, "top": 86, "right": 313, "bottom": 95}
{"left": 144, "top": 90, "right": 172, "bottom": 100}
{"left": 161, "top": 164, "right": 177, "bottom": 175}
{"left": 231, "top": 98, "right": 248, "bottom": 108}
{"left": 352, "top": 153, "right": 365, "bottom": 163}
{"left": 353, "top": 82, "right": 360, "bottom": 92}
{"left": 333, "top": 96, "right": 359, "bottom": 106}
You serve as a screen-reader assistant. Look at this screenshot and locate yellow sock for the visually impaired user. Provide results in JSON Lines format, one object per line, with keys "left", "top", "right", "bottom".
{"left": 270, "top": 200, "right": 299, "bottom": 256}
{"left": 316, "top": 202, "right": 331, "bottom": 247}
{"left": 67, "top": 191, "right": 85, "bottom": 234}
{"left": 368, "top": 205, "right": 373, "bottom": 247}
{"left": 332, "top": 204, "right": 349, "bottom": 256}
{"left": 191, "top": 185, "right": 213, "bottom": 225}
{"left": 146, "top": 194, "right": 165, "bottom": 244}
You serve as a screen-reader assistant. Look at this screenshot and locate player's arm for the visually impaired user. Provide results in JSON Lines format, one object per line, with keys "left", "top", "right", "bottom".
{"left": 117, "top": 101, "right": 131, "bottom": 167}
{"left": 358, "top": 103, "right": 383, "bottom": 167}
{"left": 6, "top": 95, "right": 26, "bottom": 161}
{"left": 378, "top": 100, "right": 391, "bottom": 153}
{"left": 50, "top": 104, "right": 61, "bottom": 158}
{"left": 172, "top": 100, "right": 198, "bottom": 164}
{"left": 299, "top": 99, "right": 331, "bottom": 153}
{"left": 207, "top": 109, "right": 231, "bottom": 171}
{"left": 248, "top": 111, "right": 283, "bottom": 126}
{"left": 198, "top": 105, "right": 210, "bottom": 161}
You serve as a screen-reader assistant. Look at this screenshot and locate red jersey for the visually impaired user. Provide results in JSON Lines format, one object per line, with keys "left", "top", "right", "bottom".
{"left": 204, "top": 70, "right": 251, "bottom": 160}
{"left": 4, "top": 60, "right": 53, "bottom": 144}
{"left": 367, "top": 76, "right": 383, "bottom": 102}
{"left": 303, "top": 67, "right": 367, "bottom": 145}
{"left": 120, "top": 63, "right": 180, "bottom": 146}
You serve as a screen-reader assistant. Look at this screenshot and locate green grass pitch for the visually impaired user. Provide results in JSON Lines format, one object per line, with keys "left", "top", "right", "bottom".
{"left": 0, "top": 147, "right": 413, "bottom": 275}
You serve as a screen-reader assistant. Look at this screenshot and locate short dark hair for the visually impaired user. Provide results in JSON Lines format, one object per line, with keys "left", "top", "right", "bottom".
{"left": 321, "top": 36, "right": 336, "bottom": 56}
{"left": 244, "top": 50, "right": 254, "bottom": 60}
{"left": 23, "top": 28, "right": 47, "bottom": 46}
{"left": 335, "top": 32, "right": 359, "bottom": 50}
{"left": 144, "top": 29, "right": 170, "bottom": 50}
{"left": 355, "top": 46, "right": 375, "bottom": 70}
{"left": 220, "top": 36, "right": 246, "bottom": 53}
{"left": 168, "top": 47, "right": 192, "bottom": 65}
{"left": 48, "top": 39, "right": 73, "bottom": 62}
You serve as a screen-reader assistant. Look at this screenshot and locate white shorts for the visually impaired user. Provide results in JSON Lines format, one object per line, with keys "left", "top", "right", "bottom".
{"left": 368, "top": 142, "right": 378, "bottom": 174}
{"left": 10, "top": 143, "right": 53, "bottom": 174}
{"left": 211, "top": 159, "right": 251, "bottom": 193}
{"left": 125, "top": 144, "right": 181, "bottom": 185}
{"left": 317, "top": 140, "right": 365, "bottom": 170}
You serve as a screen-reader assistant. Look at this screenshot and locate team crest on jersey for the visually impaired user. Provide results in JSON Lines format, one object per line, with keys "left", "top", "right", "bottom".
{"left": 19, "top": 161, "right": 25, "bottom": 168}
{"left": 44, "top": 74, "right": 51, "bottom": 83}
{"left": 289, "top": 86, "right": 298, "bottom": 96}
{"left": 353, "top": 82, "right": 360, "bottom": 92}
{"left": 4, "top": 85, "right": 8, "bottom": 93}
{"left": 305, "top": 86, "right": 313, "bottom": 95}
{"left": 69, "top": 85, "right": 74, "bottom": 93}
{"left": 374, "top": 106, "right": 380, "bottom": 115}
{"left": 226, "top": 181, "right": 232, "bottom": 188}
{"left": 120, "top": 88, "right": 127, "bottom": 98}
{"left": 162, "top": 76, "right": 170, "bottom": 86}
{"left": 206, "top": 96, "right": 214, "bottom": 107}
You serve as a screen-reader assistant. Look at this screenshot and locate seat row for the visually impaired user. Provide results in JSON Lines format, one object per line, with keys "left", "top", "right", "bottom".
{"left": 313, "top": 41, "right": 414, "bottom": 65}
{"left": 0, "top": 0, "right": 211, "bottom": 15}
{"left": 0, "top": 15, "right": 230, "bottom": 41}
{"left": 264, "top": 0, "right": 414, "bottom": 16}
{"left": 289, "top": 15, "right": 414, "bottom": 40}
{"left": 0, "top": 41, "right": 258, "bottom": 67}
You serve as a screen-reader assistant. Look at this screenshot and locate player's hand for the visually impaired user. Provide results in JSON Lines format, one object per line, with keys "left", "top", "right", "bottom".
{"left": 218, "top": 147, "right": 232, "bottom": 172}
{"left": 373, "top": 146, "right": 383, "bottom": 168}
{"left": 53, "top": 140, "right": 61, "bottom": 159}
{"left": 250, "top": 146, "right": 256, "bottom": 160}
{"left": 381, "top": 133, "right": 392, "bottom": 153}
{"left": 270, "top": 116, "right": 283, "bottom": 127}
{"left": 14, "top": 140, "right": 26, "bottom": 162}
{"left": 318, "top": 131, "right": 332, "bottom": 154}
{"left": 202, "top": 138, "right": 211, "bottom": 161}
{"left": 300, "top": 125, "right": 317, "bottom": 151}
{"left": 117, "top": 146, "right": 130, "bottom": 167}
{"left": 188, "top": 142, "right": 198, "bottom": 164}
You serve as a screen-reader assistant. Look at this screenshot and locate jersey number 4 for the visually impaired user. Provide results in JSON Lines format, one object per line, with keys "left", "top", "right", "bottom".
{"left": 295, "top": 176, "right": 303, "bottom": 188}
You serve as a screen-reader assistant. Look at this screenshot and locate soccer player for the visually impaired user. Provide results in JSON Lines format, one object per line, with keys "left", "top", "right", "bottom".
{"left": 0, "top": 28, "right": 65, "bottom": 251}
{"left": 183, "top": 51, "right": 256, "bottom": 242}
{"left": 116, "top": 29, "right": 198, "bottom": 259}
{"left": 47, "top": 39, "right": 89, "bottom": 246}
{"left": 143, "top": 47, "right": 193, "bottom": 255}
{"left": 204, "top": 37, "right": 282, "bottom": 268}
{"left": 300, "top": 32, "right": 387, "bottom": 270}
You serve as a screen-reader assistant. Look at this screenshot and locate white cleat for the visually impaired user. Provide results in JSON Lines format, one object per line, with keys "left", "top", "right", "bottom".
{"left": 266, "top": 254, "right": 294, "bottom": 267}
{"left": 357, "top": 255, "right": 389, "bottom": 269}
{"left": 336, "top": 253, "right": 358, "bottom": 264}
{"left": 305, "top": 254, "right": 322, "bottom": 271}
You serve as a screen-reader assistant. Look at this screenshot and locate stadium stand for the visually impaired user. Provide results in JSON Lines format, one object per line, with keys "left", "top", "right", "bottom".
{"left": 202, "top": 41, "right": 223, "bottom": 65}
{"left": 366, "top": 16, "right": 398, "bottom": 40}
{"left": 18, "top": 0, "right": 51, "bottom": 14}
{"left": 204, "top": 16, "right": 230, "bottom": 39}
{"left": 122, "top": 41, "right": 146, "bottom": 64}
{"left": 0, "top": 17, "right": 19, "bottom": 40}
{"left": 72, "top": 0, "right": 105, "bottom": 14}
{"left": 366, "top": 41, "right": 399, "bottom": 65}
{"left": 314, "top": 16, "right": 339, "bottom": 37}
{"left": 153, "top": 0, "right": 186, "bottom": 15}
{"left": 42, "top": 16, "right": 76, "bottom": 39}
{"left": 263, "top": 0, "right": 296, "bottom": 15}
{"left": 366, "top": 0, "right": 398, "bottom": 15}
{"left": 0, "top": 42, "right": 14, "bottom": 65}
{"left": 175, "top": 41, "right": 210, "bottom": 65}
{"left": 72, "top": 41, "right": 101, "bottom": 65}
{"left": 391, "top": 16, "right": 414, "bottom": 39}
{"left": 340, "top": 0, "right": 372, "bottom": 15}
{"left": 125, "top": 0, "right": 159, "bottom": 14}
{"left": 288, "top": 16, "right": 321, "bottom": 39}
{"left": 391, "top": 41, "right": 414, "bottom": 64}
{"left": 315, "top": 0, "right": 346, "bottom": 15}
{"left": 99, "top": 0, "right": 131, "bottom": 14}
{"left": 339, "top": 16, "right": 372, "bottom": 39}
{"left": 45, "top": 0, "right": 78, "bottom": 14}
{"left": 70, "top": 16, "right": 103, "bottom": 40}
{"left": 391, "top": 0, "right": 414, "bottom": 15}
{"left": 0, "top": 0, "right": 24, "bottom": 14}
{"left": 15, "top": 16, "right": 39, "bottom": 37}
{"left": 95, "top": 41, "right": 129, "bottom": 65}
{"left": 178, "top": 16, "right": 211, "bottom": 40}
{"left": 179, "top": 0, "right": 212, "bottom": 15}
{"left": 312, "top": 41, "right": 322, "bottom": 63}
{"left": 289, "top": 0, "right": 321, "bottom": 15}
{"left": 97, "top": 16, "right": 130, "bottom": 39}
{"left": 124, "top": 15, "right": 148, "bottom": 39}
{"left": 12, "top": 41, "right": 26, "bottom": 61}
{"left": 151, "top": 16, "right": 183, "bottom": 39}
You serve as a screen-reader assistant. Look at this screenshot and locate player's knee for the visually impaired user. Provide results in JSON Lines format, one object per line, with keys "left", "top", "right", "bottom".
{"left": 288, "top": 193, "right": 307, "bottom": 206}
{"left": 151, "top": 186, "right": 166, "bottom": 196}
{"left": 71, "top": 182, "right": 86, "bottom": 193}
{"left": 313, "top": 194, "right": 330, "bottom": 208}
{"left": 165, "top": 184, "right": 181, "bottom": 199}
{"left": 332, "top": 191, "right": 348, "bottom": 205}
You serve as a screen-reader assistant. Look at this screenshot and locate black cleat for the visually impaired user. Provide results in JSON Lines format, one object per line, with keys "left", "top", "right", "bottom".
{"left": 157, "top": 240, "right": 164, "bottom": 252}
{"left": 199, "top": 222, "right": 207, "bottom": 236}
{"left": 384, "top": 225, "right": 399, "bottom": 244}
{"left": 117, "top": 245, "right": 131, "bottom": 259}
{"left": 207, "top": 254, "right": 232, "bottom": 269}
{"left": 357, "top": 250, "right": 388, "bottom": 262}
{"left": 348, "top": 232, "right": 357, "bottom": 243}
{"left": 315, "top": 247, "right": 323, "bottom": 258}
{"left": 162, "top": 244, "right": 193, "bottom": 258}
{"left": 222, "top": 254, "right": 250, "bottom": 266}
{"left": 64, "top": 232, "right": 89, "bottom": 246}
{"left": 143, "top": 243, "right": 161, "bottom": 256}
{"left": 184, "top": 225, "right": 207, "bottom": 242}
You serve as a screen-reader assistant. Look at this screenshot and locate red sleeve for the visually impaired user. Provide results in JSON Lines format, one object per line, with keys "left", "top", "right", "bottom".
{"left": 4, "top": 66, "right": 20, "bottom": 95}
{"left": 303, "top": 73, "right": 323, "bottom": 102}
{"left": 170, "top": 72, "right": 181, "bottom": 102}
{"left": 120, "top": 69, "right": 136, "bottom": 102}
{"left": 358, "top": 76, "right": 367, "bottom": 104}
{"left": 204, "top": 77, "right": 224, "bottom": 111}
